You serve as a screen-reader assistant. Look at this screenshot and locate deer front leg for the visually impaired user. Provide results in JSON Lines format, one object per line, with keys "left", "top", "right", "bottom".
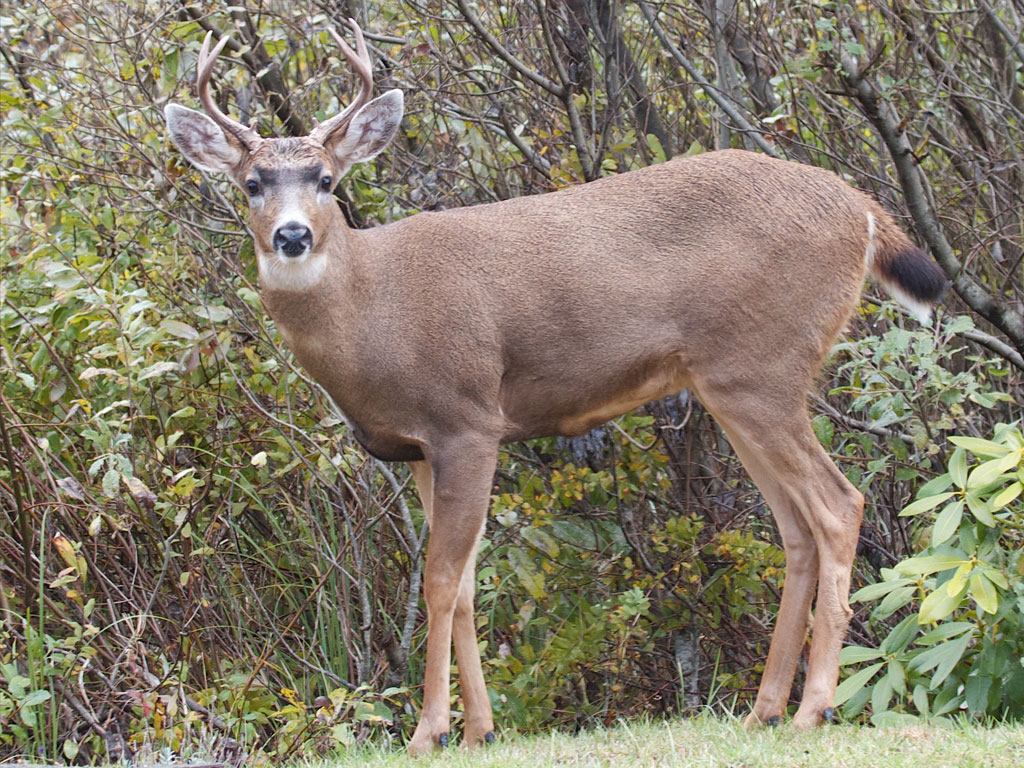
{"left": 408, "top": 437, "right": 497, "bottom": 755}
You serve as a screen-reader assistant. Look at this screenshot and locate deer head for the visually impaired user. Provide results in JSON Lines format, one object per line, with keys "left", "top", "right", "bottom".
{"left": 164, "top": 20, "right": 403, "bottom": 286}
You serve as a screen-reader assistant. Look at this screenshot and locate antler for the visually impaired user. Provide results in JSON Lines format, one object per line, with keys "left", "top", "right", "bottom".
{"left": 196, "top": 31, "right": 263, "bottom": 152}
{"left": 310, "top": 18, "right": 374, "bottom": 144}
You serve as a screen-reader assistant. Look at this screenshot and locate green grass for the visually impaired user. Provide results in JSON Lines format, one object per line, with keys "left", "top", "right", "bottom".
{"left": 290, "top": 716, "right": 1024, "bottom": 768}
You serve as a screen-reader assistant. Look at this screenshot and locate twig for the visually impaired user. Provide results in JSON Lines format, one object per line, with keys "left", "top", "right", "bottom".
{"left": 639, "top": 3, "right": 782, "bottom": 159}
{"left": 840, "top": 53, "right": 1024, "bottom": 357}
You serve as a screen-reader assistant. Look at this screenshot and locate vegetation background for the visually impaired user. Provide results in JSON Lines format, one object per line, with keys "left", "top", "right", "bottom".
{"left": 1, "top": 0, "right": 1021, "bottom": 764}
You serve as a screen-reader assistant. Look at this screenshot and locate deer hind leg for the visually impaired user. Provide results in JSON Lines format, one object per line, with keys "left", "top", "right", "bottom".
{"left": 695, "top": 384, "right": 863, "bottom": 728}
{"left": 407, "top": 440, "right": 497, "bottom": 755}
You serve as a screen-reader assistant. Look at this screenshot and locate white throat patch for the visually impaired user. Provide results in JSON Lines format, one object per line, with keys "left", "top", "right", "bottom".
{"left": 258, "top": 250, "right": 327, "bottom": 292}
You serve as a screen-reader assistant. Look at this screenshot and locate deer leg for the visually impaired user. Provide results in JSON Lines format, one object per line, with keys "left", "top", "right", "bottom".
{"left": 452, "top": 543, "right": 495, "bottom": 746}
{"left": 714, "top": 433, "right": 819, "bottom": 726}
{"left": 697, "top": 384, "right": 862, "bottom": 728}
{"left": 407, "top": 438, "right": 497, "bottom": 755}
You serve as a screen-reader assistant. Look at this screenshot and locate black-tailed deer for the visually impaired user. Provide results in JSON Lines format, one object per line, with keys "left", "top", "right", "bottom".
{"left": 165, "top": 20, "right": 946, "bottom": 754}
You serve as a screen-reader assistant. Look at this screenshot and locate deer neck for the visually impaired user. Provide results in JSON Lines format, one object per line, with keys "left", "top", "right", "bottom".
{"left": 258, "top": 209, "right": 368, "bottom": 366}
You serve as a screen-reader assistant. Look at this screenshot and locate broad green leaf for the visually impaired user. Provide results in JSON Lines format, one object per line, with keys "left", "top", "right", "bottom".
{"left": 880, "top": 615, "right": 919, "bottom": 655}
{"left": 965, "top": 492, "right": 996, "bottom": 527}
{"left": 871, "top": 668, "right": 894, "bottom": 714}
{"left": 982, "top": 568, "right": 1008, "bottom": 590}
{"left": 20, "top": 689, "right": 51, "bottom": 707}
{"left": 912, "top": 683, "right": 930, "bottom": 716}
{"left": 931, "top": 632, "right": 972, "bottom": 689}
{"left": 916, "top": 472, "right": 952, "bottom": 498}
{"left": 949, "top": 447, "right": 968, "bottom": 488}
{"left": 909, "top": 631, "right": 971, "bottom": 684}
{"left": 991, "top": 481, "right": 1021, "bottom": 511}
{"left": 160, "top": 319, "right": 199, "bottom": 340}
{"left": 916, "top": 622, "right": 974, "bottom": 645}
{"left": 949, "top": 436, "right": 1011, "bottom": 457}
{"left": 964, "top": 675, "right": 993, "bottom": 715}
{"left": 839, "top": 646, "right": 883, "bottom": 666}
{"left": 931, "top": 500, "right": 963, "bottom": 546}
{"left": 137, "top": 360, "right": 180, "bottom": 381}
{"left": 899, "top": 492, "right": 955, "bottom": 517}
{"left": 833, "top": 662, "right": 884, "bottom": 706}
{"left": 895, "top": 554, "right": 969, "bottom": 577}
{"left": 918, "top": 583, "right": 964, "bottom": 623}
{"left": 851, "top": 578, "right": 911, "bottom": 603}
{"left": 968, "top": 572, "right": 998, "bottom": 615}
{"left": 945, "top": 563, "right": 972, "bottom": 596}
{"left": 876, "top": 586, "right": 916, "bottom": 618}
{"left": 967, "top": 453, "right": 1020, "bottom": 489}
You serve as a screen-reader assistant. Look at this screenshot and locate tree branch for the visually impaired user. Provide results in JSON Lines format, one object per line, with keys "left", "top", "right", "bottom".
{"left": 840, "top": 54, "right": 1024, "bottom": 358}
{"left": 639, "top": 2, "right": 781, "bottom": 158}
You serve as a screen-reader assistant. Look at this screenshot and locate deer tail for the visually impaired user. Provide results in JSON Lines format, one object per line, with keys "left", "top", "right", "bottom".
{"left": 864, "top": 210, "right": 948, "bottom": 324}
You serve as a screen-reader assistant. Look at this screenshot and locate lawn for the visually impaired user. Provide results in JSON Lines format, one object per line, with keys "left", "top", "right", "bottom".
{"left": 290, "top": 716, "right": 1023, "bottom": 768}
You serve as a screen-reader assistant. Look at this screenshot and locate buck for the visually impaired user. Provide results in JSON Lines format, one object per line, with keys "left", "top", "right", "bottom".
{"left": 165, "top": 20, "right": 946, "bottom": 754}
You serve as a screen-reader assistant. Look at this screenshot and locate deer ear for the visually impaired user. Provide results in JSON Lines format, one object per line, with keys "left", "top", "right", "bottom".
{"left": 165, "top": 103, "right": 246, "bottom": 174}
{"left": 328, "top": 89, "right": 403, "bottom": 173}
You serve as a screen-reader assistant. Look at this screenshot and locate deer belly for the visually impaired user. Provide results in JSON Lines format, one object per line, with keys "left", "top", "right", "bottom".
{"left": 347, "top": 418, "right": 425, "bottom": 462}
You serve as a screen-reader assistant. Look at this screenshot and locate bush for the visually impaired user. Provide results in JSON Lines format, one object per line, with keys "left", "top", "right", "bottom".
{"left": 838, "top": 423, "right": 1024, "bottom": 723}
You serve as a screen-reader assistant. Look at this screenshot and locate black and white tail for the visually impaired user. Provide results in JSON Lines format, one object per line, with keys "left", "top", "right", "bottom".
{"left": 865, "top": 210, "right": 948, "bottom": 324}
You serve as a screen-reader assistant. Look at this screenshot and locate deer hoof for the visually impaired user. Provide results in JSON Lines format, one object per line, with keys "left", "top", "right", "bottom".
{"left": 766, "top": 715, "right": 781, "bottom": 727}
{"left": 484, "top": 731, "right": 496, "bottom": 745}
{"left": 438, "top": 733, "right": 449, "bottom": 748}
{"left": 823, "top": 707, "right": 835, "bottom": 724}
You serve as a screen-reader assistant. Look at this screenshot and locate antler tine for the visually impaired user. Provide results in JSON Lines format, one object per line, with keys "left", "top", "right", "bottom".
{"left": 196, "top": 30, "right": 262, "bottom": 152}
{"left": 310, "top": 19, "right": 375, "bottom": 143}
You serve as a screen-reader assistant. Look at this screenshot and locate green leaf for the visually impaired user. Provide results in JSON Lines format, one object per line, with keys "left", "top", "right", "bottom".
{"left": 909, "top": 631, "right": 972, "bottom": 687}
{"left": 916, "top": 472, "right": 952, "bottom": 498}
{"left": 964, "top": 675, "right": 993, "bottom": 715}
{"left": 965, "top": 492, "right": 996, "bottom": 527}
{"left": 160, "top": 318, "right": 200, "bottom": 340}
{"left": 20, "top": 689, "right": 51, "bottom": 707}
{"left": 912, "top": 683, "right": 930, "bottom": 716}
{"left": 931, "top": 632, "right": 972, "bottom": 689}
{"left": 833, "top": 662, "right": 884, "bottom": 707}
{"left": 982, "top": 568, "right": 1008, "bottom": 590}
{"left": 918, "top": 583, "right": 964, "bottom": 623}
{"left": 900, "top": 492, "right": 955, "bottom": 517}
{"left": 931, "top": 500, "right": 963, "bottom": 546}
{"left": 916, "top": 622, "right": 974, "bottom": 645}
{"left": 968, "top": 572, "right": 998, "bottom": 615}
{"left": 991, "top": 481, "right": 1021, "bottom": 511}
{"left": 839, "top": 646, "right": 883, "bottom": 666}
{"left": 968, "top": 453, "right": 1019, "bottom": 489}
{"left": 949, "top": 447, "right": 968, "bottom": 488}
{"left": 851, "top": 577, "right": 912, "bottom": 603}
{"left": 877, "top": 586, "right": 916, "bottom": 619}
{"left": 880, "top": 615, "right": 919, "bottom": 655}
{"left": 895, "top": 553, "right": 969, "bottom": 577}
{"left": 949, "top": 436, "right": 1010, "bottom": 458}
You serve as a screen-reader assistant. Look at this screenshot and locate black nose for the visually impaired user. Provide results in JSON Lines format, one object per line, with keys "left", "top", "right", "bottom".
{"left": 272, "top": 222, "right": 312, "bottom": 256}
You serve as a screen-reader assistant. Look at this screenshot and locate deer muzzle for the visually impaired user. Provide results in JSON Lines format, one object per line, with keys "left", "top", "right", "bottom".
{"left": 273, "top": 222, "right": 313, "bottom": 257}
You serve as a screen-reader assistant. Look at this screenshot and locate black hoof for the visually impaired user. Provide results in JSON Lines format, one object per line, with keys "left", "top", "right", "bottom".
{"left": 766, "top": 716, "right": 781, "bottom": 727}
{"left": 438, "top": 733, "right": 449, "bottom": 748}
{"left": 484, "top": 730, "right": 496, "bottom": 744}
{"left": 823, "top": 707, "right": 835, "bottom": 724}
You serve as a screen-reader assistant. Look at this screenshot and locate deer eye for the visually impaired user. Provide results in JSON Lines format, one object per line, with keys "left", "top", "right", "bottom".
{"left": 319, "top": 176, "right": 332, "bottom": 191}
{"left": 245, "top": 180, "right": 260, "bottom": 195}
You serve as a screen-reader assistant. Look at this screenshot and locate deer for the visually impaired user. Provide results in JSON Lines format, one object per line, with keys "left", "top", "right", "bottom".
{"left": 164, "top": 19, "right": 947, "bottom": 754}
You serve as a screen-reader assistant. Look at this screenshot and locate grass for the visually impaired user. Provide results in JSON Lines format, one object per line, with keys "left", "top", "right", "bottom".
{"left": 289, "top": 715, "right": 1024, "bottom": 768}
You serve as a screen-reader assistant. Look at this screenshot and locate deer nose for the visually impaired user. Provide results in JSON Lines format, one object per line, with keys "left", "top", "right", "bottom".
{"left": 272, "top": 222, "right": 313, "bottom": 256}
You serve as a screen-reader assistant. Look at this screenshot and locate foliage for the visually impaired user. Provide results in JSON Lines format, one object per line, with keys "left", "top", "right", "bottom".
{"left": 0, "top": 0, "right": 1021, "bottom": 764}
{"left": 837, "top": 423, "right": 1024, "bottom": 723}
